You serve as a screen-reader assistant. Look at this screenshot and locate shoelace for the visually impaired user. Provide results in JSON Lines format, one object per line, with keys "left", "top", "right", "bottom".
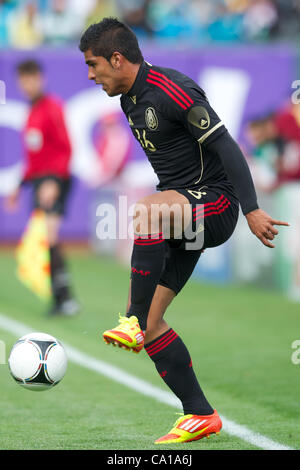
{"left": 117, "top": 314, "right": 136, "bottom": 330}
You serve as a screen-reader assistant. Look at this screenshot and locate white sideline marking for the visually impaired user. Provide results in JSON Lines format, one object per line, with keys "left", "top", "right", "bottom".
{"left": 0, "top": 313, "right": 293, "bottom": 450}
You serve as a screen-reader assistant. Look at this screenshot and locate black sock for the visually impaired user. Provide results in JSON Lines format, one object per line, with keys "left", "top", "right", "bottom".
{"left": 49, "top": 245, "right": 72, "bottom": 306}
{"left": 128, "top": 233, "right": 165, "bottom": 330}
{"left": 145, "top": 328, "right": 214, "bottom": 415}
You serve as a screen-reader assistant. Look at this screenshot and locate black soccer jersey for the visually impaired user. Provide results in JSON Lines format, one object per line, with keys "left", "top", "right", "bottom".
{"left": 120, "top": 61, "right": 237, "bottom": 199}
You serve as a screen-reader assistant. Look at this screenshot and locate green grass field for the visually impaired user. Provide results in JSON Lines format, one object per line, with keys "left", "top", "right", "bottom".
{"left": 0, "top": 249, "right": 299, "bottom": 450}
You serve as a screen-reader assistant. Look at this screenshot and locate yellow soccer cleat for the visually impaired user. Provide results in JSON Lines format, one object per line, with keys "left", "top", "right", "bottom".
{"left": 155, "top": 409, "right": 222, "bottom": 444}
{"left": 103, "top": 314, "right": 145, "bottom": 353}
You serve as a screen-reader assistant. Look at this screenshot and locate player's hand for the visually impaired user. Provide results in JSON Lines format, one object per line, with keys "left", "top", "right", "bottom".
{"left": 37, "top": 179, "right": 60, "bottom": 210}
{"left": 4, "top": 187, "right": 20, "bottom": 212}
{"left": 245, "top": 208, "right": 290, "bottom": 248}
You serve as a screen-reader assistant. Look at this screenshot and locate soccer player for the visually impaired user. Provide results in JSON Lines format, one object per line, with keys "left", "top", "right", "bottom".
{"left": 6, "top": 59, "right": 79, "bottom": 316}
{"left": 79, "top": 18, "right": 289, "bottom": 444}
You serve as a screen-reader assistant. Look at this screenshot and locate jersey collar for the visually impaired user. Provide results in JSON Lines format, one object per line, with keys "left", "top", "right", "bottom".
{"left": 126, "top": 61, "right": 149, "bottom": 99}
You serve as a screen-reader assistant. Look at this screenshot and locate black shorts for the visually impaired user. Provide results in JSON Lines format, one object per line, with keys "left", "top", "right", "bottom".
{"left": 158, "top": 185, "right": 239, "bottom": 295}
{"left": 32, "top": 176, "right": 72, "bottom": 216}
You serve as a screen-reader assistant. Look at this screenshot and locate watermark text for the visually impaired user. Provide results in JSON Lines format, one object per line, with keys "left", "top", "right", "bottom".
{"left": 0, "top": 80, "right": 6, "bottom": 104}
{"left": 291, "top": 340, "right": 300, "bottom": 365}
{"left": 95, "top": 196, "right": 205, "bottom": 250}
{"left": 0, "top": 340, "right": 6, "bottom": 364}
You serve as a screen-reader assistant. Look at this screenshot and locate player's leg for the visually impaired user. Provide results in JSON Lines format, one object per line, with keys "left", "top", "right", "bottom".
{"left": 127, "top": 190, "right": 191, "bottom": 329}
{"left": 149, "top": 189, "right": 239, "bottom": 443}
{"left": 146, "top": 248, "right": 221, "bottom": 442}
{"left": 124, "top": 244, "right": 218, "bottom": 444}
{"left": 125, "top": 279, "right": 172, "bottom": 341}
{"left": 103, "top": 190, "right": 191, "bottom": 350}
{"left": 105, "top": 280, "right": 173, "bottom": 352}
{"left": 116, "top": 239, "right": 214, "bottom": 420}
{"left": 46, "top": 214, "right": 75, "bottom": 312}
{"left": 143, "top": 284, "right": 174, "bottom": 343}
{"left": 127, "top": 244, "right": 209, "bottom": 408}
{"left": 123, "top": 265, "right": 221, "bottom": 443}
{"left": 34, "top": 177, "right": 78, "bottom": 315}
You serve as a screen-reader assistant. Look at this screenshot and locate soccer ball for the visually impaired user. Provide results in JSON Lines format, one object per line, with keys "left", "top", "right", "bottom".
{"left": 8, "top": 332, "right": 68, "bottom": 391}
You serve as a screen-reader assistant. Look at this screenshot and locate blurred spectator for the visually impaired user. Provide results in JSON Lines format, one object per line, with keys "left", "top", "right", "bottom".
{"left": 148, "top": 0, "right": 199, "bottom": 40}
{"left": 247, "top": 114, "right": 283, "bottom": 192}
{"left": 242, "top": 0, "right": 278, "bottom": 41}
{"left": 1, "top": 0, "right": 300, "bottom": 47}
{"left": 69, "top": 0, "right": 97, "bottom": 18}
{"left": 247, "top": 108, "right": 300, "bottom": 193}
{"left": 9, "top": 1, "right": 43, "bottom": 49}
{"left": 0, "top": 0, "right": 17, "bottom": 47}
{"left": 116, "top": 0, "right": 153, "bottom": 37}
{"left": 274, "top": 0, "right": 300, "bottom": 38}
{"left": 274, "top": 103, "right": 300, "bottom": 184}
{"left": 85, "top": 0, "right": 118, "bottom": 29}
{"left": 43, "top": 0, "right": 83, "bottom": 46}
{"left": 207, "top": 2, "right": 244, "bottom": 42}
{"left": 275, "top": 102, "right": 300, "bottom": 144}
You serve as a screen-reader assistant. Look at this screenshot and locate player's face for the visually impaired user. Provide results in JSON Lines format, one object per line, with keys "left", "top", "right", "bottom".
{"left": 18, "top": 72, "right": 44, "bottom": 101}
{"left": 84, "top": 49, "right": 125, "bottom": 97}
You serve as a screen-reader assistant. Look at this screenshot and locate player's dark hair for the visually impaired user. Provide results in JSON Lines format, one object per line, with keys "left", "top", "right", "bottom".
{"left": 17, "top": 60, "right": 43, "bottom": 75}
{"left": 79, "top": 17, "right": 143, "bottom": 64}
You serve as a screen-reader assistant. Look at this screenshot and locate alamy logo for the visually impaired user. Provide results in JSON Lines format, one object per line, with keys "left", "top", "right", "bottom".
{"left": 291, "top": 340, "right": 300, "bottom": 364}
{"left": 0, "top": 340, "right": 6, "bottom": 364}
{"left": 0, "top": 80, "right": 6, "bottom": 104}
{"left": 95, "top": 196, "right": 205, "bottom": 251}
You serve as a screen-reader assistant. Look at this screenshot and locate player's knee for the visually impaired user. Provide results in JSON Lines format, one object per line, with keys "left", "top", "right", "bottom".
{"left": 133, "top": 198, "right": 160, "bottom": 235}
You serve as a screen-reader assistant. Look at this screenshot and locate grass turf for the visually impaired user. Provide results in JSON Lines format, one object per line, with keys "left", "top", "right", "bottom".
{"left": 0, "top": 250, "right": 299, "bottom": 450}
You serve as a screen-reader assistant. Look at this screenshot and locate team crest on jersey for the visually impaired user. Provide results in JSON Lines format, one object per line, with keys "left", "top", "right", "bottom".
{"left": 145, "top": 107, "right": 158, "bottom": 131}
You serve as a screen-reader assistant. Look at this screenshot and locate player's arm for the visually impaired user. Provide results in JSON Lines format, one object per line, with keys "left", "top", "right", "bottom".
{"left": 158, "top": 78, "right": 289, "bottom": 246}
{"left": 4, "top": 169, "right": 26, "bottom": 212}
{"left": 171, "top": 90, "right": 259, "bottom": 215}
{"left": 4, "top": 186, "right": 20, "bottom": 212}
{"left": 206, "top": 131, "right": 290, "bottom": 248}
{"left": 207, "top": 131, "right": 258, "bottom": 215}
{"left": 161, "top": 85, "right": 289, "bottom": 247}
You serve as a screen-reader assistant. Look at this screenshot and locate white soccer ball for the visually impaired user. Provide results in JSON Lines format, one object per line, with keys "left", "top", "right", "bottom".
{"left": 8, "top": 332, "right": 68, "bottom": 391}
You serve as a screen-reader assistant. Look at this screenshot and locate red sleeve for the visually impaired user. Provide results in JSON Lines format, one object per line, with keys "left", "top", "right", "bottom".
{"left": 46, "top": 98, "right": 72, "bottom": 161}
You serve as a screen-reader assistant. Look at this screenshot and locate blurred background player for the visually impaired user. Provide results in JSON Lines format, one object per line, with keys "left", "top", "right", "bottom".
{"left": 5, "top": 59, "right": 79, "bottom": 316}
{"left": 247, "top": 109, "right": 300, "bottom": 192}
